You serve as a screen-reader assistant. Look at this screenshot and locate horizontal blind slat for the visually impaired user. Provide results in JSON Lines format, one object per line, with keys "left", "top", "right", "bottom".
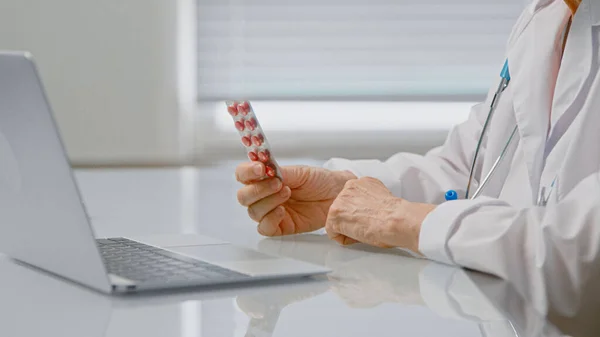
{"left": 197, "top": 0, "right": 525, "bottom": 100}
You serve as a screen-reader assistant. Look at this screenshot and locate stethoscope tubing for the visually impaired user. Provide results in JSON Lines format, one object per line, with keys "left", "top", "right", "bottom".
{"left": 465, "top": 76, "right": 511, "bottom": 199}
{"left": 470, "top": 124, "right": 519, "bottom": 199}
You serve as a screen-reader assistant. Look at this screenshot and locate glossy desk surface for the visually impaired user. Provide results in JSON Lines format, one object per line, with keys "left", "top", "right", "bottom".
{"left": 0, "top": 161, "right": 598, "bottom": 337}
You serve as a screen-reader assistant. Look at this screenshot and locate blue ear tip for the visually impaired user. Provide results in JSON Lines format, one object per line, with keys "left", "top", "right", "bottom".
{"left": 500, "top": 59, "right": 511, "bottom": 81}
{"left": 445, "top": 190, "right": 458, "bottom": 201}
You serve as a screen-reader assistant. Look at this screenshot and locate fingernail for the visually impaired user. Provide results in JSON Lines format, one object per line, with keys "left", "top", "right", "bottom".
{"left": 280, "top": 186, "right": 291, "bottom": 197}
{"left": 277, "top": 206, "right": 285, "bottom": 215}
{"left": 271, "top": 179, "right": 281, "bottom": 190}
{"left": 253, "top": 164, "right": 263, "bottom": 175}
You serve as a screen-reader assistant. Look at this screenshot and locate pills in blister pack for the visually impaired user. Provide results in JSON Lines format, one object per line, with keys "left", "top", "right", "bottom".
{"left": 226, "top": 101, "right": 282, "bottom": 180}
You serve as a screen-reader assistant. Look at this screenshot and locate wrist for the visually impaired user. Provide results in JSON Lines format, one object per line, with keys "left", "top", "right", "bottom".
{"left": 410, "top": 202, "right": 436, "bottom": 255}
{"left": 389, "top": 199, "right": 429, "bottom": 253}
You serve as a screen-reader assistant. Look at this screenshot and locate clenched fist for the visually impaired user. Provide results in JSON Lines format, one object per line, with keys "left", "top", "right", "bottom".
{"left": 326, "top": 177, "right": 436, "bottom": 253}
{"left": 235, "top": 162, "right": 356, "bottom": 236}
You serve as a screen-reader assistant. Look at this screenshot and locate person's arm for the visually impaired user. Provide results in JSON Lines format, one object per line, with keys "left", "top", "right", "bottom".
{"left": 323, "top": 97, "right": 493, "bottom": 205}
{"left": 419, "top": 171, "right": 600, "bottom": 316}
{"left": 323, "top": 165, "right": 600, "bottom": 317}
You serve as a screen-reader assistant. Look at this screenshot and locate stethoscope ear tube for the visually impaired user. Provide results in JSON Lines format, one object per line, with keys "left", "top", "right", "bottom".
{"left": 447, "top": 60, "right": 511, "bottom": 202}
{"left": 470, "top": 124, "right": 518, "bottom": 199}
{"left": 465, "top": 76, "right": 511, "bottom": 199}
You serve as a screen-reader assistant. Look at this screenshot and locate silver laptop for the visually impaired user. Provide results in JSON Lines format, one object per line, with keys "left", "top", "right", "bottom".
{"left": 0, "top": 52, "right": 330, "bottom": 294}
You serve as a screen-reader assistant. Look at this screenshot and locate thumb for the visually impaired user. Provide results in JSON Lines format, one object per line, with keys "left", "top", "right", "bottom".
{"left": 280, "top": 165, "right": 312, "bottom": 189}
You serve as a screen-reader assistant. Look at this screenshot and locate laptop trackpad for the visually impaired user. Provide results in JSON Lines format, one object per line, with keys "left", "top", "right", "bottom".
{"left": 169, "top": 245, "right": 278, "bottom": 264}
{"left": 168, "top": 245, "right": 323, "bottom": 277}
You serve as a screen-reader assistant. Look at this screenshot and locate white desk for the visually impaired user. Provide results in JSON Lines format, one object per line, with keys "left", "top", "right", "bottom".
{"left": 0, "top": 161, "right": 595, "bottom": 337}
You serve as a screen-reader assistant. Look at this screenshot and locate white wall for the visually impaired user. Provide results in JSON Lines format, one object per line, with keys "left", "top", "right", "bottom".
{"left": 0, "top": 0, "right": 196, "bottom": 165}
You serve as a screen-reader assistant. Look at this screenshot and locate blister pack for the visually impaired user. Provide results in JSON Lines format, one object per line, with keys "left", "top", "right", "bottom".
{"left": 226, "top": 101, "right": 283, "bottom": 180}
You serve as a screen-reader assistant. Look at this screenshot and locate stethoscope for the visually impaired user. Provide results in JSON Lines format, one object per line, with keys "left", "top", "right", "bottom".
{"left": 444, "top": 60, "right": 513, "bottom": 202}
{"left": 444, "top": 58, "right": 558, "bottom": 206}
{"left": 444, "top": 59, "right": 557, "bottom": 205}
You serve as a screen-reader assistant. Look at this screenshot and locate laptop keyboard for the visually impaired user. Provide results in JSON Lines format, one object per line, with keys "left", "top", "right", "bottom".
{"left": 97, "top": 238, "right": 250, "bottom": 285}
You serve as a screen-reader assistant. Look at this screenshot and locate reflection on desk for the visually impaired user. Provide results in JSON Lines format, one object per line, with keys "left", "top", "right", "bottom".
{"left": 252, "top": 234, "right": 600, "bottom": 337}
{"left": 3, "top": 233, "right": 598, "bottom": 337}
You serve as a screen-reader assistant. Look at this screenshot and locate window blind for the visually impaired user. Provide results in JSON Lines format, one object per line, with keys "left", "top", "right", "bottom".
{"left": 197, "top": 0, "right": 525, "bottom": 100}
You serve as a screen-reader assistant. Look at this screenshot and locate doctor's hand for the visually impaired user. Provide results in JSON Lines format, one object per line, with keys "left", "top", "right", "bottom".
{"left": 325, "top": 177, "right": 436, "bottom": 253}
{"left": 235, "top": 162, "right": 357, "bottom": 236}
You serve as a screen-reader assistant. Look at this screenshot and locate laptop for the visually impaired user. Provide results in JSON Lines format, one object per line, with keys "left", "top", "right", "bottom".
{"left": 0, "top": 52, "right": 330, "bottom": 294}
{"left": 0, "top": 256, "right": 330, "bottom": 337}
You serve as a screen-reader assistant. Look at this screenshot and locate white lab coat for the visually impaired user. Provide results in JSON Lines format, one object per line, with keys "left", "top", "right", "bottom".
{"left": 324, "top": 0, "right": 600, "bottom": 316}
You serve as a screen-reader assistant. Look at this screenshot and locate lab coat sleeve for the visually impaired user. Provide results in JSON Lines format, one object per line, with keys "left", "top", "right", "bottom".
{"left": 419, "top": 171, "right": 600, "bottom": 316}
{"left": 324, "top": 97, "right": 494, "bottom": 204}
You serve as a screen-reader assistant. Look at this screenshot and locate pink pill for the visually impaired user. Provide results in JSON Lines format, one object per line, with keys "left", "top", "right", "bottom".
{"left": 251, "top": 134, "right": 264, "bottom": 146}
{"left": 238, "top": 101, "right": 250, "bottom": 116}
{"left": 258, "top": 150, "right": 270, "bottom": 163}
{"left": 235, "top": 121, "right": 245, "bottom": 131}
{"left": 245, "top": 118, "right": 256, "bottom": 131}
{"left": 265, "top": 165, "right": 276, "bottom": 177}
{"left": 227, "top": 102, "right": 239, "bottom": 116}
{"left": 241, "top": 136, "right": 251, "bottom": 147}
{"left": 248, "top": 151, "right": 258, "bottom": 161}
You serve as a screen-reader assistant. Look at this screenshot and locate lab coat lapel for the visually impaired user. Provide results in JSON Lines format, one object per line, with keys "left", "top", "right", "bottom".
{"left": 475, "top": 3, "right": 539, "bottom": 197}
{"left": 545, "top": 0, "right": 595, "bottom": 159}
{"left": 506, "top": 1, "right": 571, "bottom": 201}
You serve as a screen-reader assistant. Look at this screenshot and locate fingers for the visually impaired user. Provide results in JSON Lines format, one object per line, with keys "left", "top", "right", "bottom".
{"left": 328, "top": 231, "right": 359, "bottom": 246}
{"left": 257, "top": 206, "right": 286, "bottom": 236}
{"left": 248, "top": 186, "right": 292, "bottom": 222}
{"left": 258, "top": 205, "right": 299, "bottom": 237}
{"left": 237, "top": 178, "right": 282, "bottom": 206}
{"left": 235, "top": 162, "right": 266, "bottom": 184}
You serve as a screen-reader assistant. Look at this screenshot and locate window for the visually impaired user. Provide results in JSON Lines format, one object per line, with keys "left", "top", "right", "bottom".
{"left": 194, "top": 0, "right": 526, "bottom": 161}
{"left": 197, "top": 0, "right": 524, "bottom": 100}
